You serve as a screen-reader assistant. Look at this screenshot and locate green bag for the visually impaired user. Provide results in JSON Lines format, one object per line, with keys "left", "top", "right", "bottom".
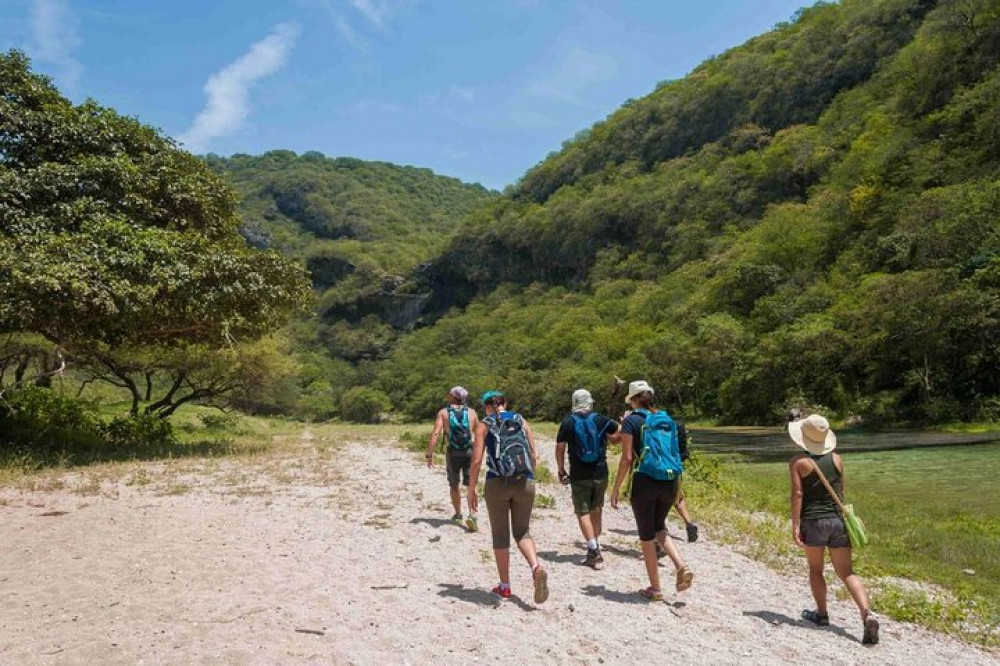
{"left": 811, "top": 460, "right": 869, "bottom": 550}
{"left": 841, "top": 503, "right": 869, "bottom": 550}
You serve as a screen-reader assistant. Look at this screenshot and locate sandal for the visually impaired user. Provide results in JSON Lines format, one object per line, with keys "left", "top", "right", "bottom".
{"left": 675, "top": 565, "right": 694, "bottom": 592}
{"left": 801, "top": 609, "right": 830, "bottom": 626}
{"left": 640, "top": 586, "right": 664, "bottom": 602}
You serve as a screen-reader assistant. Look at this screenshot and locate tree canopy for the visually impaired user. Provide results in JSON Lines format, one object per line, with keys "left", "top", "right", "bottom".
{"left": 0, "top": 50, "right": 312, "bottom": 348}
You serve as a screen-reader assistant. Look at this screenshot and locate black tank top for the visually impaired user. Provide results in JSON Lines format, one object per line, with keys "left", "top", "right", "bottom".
{"left": 800, "top": 453, "right": 842, "bottom": 520}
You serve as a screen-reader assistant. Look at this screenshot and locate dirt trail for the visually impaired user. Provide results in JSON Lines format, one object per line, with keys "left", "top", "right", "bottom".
{"left": 1, "top": 430, "right": 996, "bottom": 665}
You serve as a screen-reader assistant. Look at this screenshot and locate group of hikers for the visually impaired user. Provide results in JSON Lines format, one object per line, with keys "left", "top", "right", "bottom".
{"left": 426, "top": 381, "right": 880, "bottom": 645}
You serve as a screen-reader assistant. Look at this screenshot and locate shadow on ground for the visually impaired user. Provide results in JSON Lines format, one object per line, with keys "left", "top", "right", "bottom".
{"left": 742, "top": 610, "right": 859, "bottom": 642}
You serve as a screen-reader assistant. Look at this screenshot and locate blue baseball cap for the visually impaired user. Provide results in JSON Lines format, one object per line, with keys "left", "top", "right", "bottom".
{"left": 481, "top": 390, "right": 504, "bottom": 404}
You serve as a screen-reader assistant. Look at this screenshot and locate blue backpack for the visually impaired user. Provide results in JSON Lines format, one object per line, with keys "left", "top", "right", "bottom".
{"left": 486, "top": 413, "right": 533, "bottom": 478}
{"left": 636, "top": 409, "right": 683, "bottom": 481}
{"left": 446, "top": 406, "right": 472, "bottom": 450}
{"left": 571, "top": 412, "right": 606, "bottom": 464}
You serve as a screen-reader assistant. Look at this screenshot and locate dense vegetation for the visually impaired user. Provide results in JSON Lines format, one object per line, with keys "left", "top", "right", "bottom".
{"left": 0, "top": 50, "right": 311, "bottom": 447}
{"left": 199, "top": 152, "right": 496, "bottom": 418}
{"left": 370, "top": 0, "right": 1000, "bottom": 424}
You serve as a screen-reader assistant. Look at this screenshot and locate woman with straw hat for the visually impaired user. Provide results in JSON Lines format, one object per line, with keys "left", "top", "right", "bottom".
{"left": 789, "top": 414, "right": 880, "bottom": 645}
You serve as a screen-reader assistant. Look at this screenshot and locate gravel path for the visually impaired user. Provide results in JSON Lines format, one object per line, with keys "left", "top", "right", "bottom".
{"left": 1, "top": 429, "right": 996, "bottom": 665}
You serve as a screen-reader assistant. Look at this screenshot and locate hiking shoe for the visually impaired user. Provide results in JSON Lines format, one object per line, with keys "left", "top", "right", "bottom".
{"left": 533, "top": 566, "right": 549, "bottom": 604}
{"left": 862, "top": 612, "right": 880, "bottom": 645}
{"left": 451, "top": 513, "right": 464, "bottom": 526}
{"left": 583, "top": 548, "right": 603, "bottom": 569}
{"left": 465, "top": 514, "right": 478, "bottom": 532}
{"left": 686, "top": 522, "right": 699, "bottom": 542}
{"left": 675, "top": 565, "right": 694, "bottom": 592}
{"left": 801, "top": 609, "right": 830, "bottom": 626}
{"left": 640, "top": 586, "right": 664, "bottom": 602}
{"left": 491, "top": 584, "right": 512, "bottom": 600}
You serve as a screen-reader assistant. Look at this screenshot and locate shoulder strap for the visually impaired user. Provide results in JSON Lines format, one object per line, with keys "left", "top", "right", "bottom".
{"left": 809, "top": 459, "right": 845, "bottom": 513}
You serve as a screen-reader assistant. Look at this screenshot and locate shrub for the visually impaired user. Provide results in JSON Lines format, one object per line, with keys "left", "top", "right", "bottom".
{"left": 340, "top": 386, "right": 392, "bottom": 423}
{"left": 0, "top": 386, "right": 103, "bottom": 450}
{"left": 103, "top": 414, "right": 176, "bottom": 451}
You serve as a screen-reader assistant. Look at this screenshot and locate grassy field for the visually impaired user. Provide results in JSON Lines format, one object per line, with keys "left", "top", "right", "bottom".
{"left": 682, "top": 442, "right": 1000, "bottom": 645}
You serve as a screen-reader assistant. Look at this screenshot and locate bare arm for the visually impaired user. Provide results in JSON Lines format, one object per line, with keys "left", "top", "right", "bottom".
{"left": 610, "top": 432, "right": 635, "bottom": 509}
{"left": 467, "top": 421, "right": 487, "bottom": 513}
{"left": 556, "top": 440, "right": 568, "bottom": 482}
{"left": 789, "top": 457, "right": 806, "bottom": 547}
{"left": 427, "top": 409, "right": 446, "bottom": 467}
{"left": 523, "top": 419, "right": 538, "bottom": 469}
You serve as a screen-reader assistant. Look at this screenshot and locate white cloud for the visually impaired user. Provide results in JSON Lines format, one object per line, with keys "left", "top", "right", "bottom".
{"left": 450, "top": 85, "right": 475, "bottom": 103}
{"left": 30, "top": 0, "right": 82, "bottom": 90}
{"left": 179, "top": 23, "right": 299, "bottom": 153}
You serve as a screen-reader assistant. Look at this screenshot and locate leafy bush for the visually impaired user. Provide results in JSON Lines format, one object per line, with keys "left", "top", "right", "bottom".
{"left": 0, "top": 385, "right": 103, "bottom": 450}
{"left": 103, "top": 414, "right": 177, "bottom": 451}
{"left": 339, "top": 386, "right": 392, "bottom": 423}
{"left": 198, "top": 412, "right": 243, "bottom": 431}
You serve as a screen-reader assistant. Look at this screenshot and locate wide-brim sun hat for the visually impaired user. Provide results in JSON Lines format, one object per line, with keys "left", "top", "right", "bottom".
{"left": 788, "top": 414, "right": 837, "bottom": 456}
{"left": 625, "top": 380, "right": 654, "bottom": 403}
{"left": 481, "top": 390, "right": 504, "bottom": 404}
{"left": 571, "top": 388, "right": 593, "bottom": 412}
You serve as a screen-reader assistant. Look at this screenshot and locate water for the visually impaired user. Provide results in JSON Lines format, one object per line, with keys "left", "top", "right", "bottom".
{"left": 690, "top": 427, "right": 1000, "bottom": 461}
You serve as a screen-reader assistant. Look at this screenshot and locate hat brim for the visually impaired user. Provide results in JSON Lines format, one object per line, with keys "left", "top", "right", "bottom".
{"left": 788, "top": 420, "right": 837, "bottom": 455}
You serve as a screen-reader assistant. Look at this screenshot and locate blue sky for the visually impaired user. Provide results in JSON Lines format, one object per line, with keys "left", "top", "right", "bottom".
{"left": 2, "top": 0, "right": 810, "bottom": 190}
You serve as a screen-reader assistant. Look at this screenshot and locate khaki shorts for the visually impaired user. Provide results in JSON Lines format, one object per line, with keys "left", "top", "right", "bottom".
{"left": 484, "top": 476, "right": 535, "bottom": 549}
{"left": 570, "top": 478, "right": 607, "bottom": 515}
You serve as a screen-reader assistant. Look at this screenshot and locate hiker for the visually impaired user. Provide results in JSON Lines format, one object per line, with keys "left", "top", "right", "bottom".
{"left": 671, "top": 417, "right": 700, "bottom": 542}
{"left": 789, "top": 414, "right": 880, "bottom": 645}
{"left": 556, "top": 388, "right": 620, "bottom": 568}
{"left": 427, "top": 386, "right": 480, "bottom": 532}
{"left": 468, "top": 390, "right": 549, "bottom": 603}
{"left": 610, "top": 380, "right": 694, "bottom": 601}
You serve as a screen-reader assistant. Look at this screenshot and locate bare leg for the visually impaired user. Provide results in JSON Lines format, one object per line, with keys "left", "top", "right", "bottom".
{"left": 515, "top": 536, "right": 539, "bottom": 568}
{"left": 804, "top": 546, "right": 828, "bottom": 614}
{"left": 577, "top": 513, "right": 596, "bottom": 542}
{"left": 592, "top": 506, "right": 603, "bottom": 540}
{"left": 450, "top": 487, "right": 462, "bottom": 515}
{"left": 640, "top": 540, "right": 662, "bottom": 590}
{"left": 494, "top": 548, "right": 511, "bottom": 585}
{"left": 673, "top": 494, "right": 692, "bottom": 525}
{"left": 654, "top": 529, "right": 684, "bottom": 569}
{"left": 830, "top": 547, "right": 871, "bottom": 618}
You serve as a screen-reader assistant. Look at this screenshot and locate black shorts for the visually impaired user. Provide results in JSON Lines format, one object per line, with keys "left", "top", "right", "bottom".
{"left": 800, "top": 517, "right": 850, "bottom": 548}
{"left": 446, "top": 449, "right": 472, "bottom": 489}
{"left": 630, "top": 473, "right": 679, "bottom": 541}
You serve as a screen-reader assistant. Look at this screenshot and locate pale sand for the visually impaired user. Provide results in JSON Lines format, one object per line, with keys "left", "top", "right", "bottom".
{"left": 1, "top": 429, "right": 997, "bottom": 665}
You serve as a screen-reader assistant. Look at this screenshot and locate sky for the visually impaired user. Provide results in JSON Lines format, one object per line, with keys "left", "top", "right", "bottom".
{"left": 1, "top": 0, "right": 810, "bottom": 190}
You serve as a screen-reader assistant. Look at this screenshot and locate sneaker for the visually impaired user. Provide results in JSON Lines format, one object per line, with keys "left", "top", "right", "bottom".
{"left": 675, "top": 565, "right": 694, "bottom": 592}
{"left": 801, "top": 609, "right": 830, "bottom": 626}
{"left": 862, "top": 612, "right": 880, "bottom": 645}
{"left": 451, "top": 513, "right": 463, "bottom": 525}
{"left": 640, "top": 586, "right": 664, "bottom": 602}
{"left": 532, "top": 566, "right": 549, "bottom": 604}
{"left": 465, "top": 514, "right": 478, "bottom": 532}
{"left": 686, "top": 522, "right": 699, "bottom": 542}
{"left": 583, "top": 548, "right": 604, "bottom": 569}
{"left": 491, "top": 584, "right": 512, "bottom": 600}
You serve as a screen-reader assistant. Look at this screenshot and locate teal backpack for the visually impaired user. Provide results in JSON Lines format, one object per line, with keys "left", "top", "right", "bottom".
{"left": 636, "top": 409, "right": 683, "bottom": 481}
{"left": 446, "top": 406, "right": 472, "bottom": 450}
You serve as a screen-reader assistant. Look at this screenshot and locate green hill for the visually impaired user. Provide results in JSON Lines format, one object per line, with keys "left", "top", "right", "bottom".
{"left": 370, "top": 0, "right": 1000, "bottom": 424}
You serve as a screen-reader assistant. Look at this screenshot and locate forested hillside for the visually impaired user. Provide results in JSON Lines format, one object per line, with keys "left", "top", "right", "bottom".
{"left": 369, "top": 0, "right": 1000, "bottom": 424}
{"left": 203, "top": 152, "right": 496, "bottom": 418}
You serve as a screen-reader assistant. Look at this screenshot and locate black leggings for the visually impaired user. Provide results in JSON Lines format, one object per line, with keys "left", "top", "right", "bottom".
{"left": 630, "top": 473, "right": 679, "bottom": 541}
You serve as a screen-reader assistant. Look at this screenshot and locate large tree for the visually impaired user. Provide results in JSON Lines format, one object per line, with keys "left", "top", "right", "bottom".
{"left": 0, "top": 50, "right": 311, "bottom": 349}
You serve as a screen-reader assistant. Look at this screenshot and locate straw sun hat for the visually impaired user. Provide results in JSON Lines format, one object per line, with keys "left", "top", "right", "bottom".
{"left": 788, "top": 414, "right": 837, "bottom": 456}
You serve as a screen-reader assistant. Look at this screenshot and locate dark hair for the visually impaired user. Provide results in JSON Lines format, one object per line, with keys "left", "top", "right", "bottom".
{"left": 632, "top": 391, "right": 655, "bottom": 410}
